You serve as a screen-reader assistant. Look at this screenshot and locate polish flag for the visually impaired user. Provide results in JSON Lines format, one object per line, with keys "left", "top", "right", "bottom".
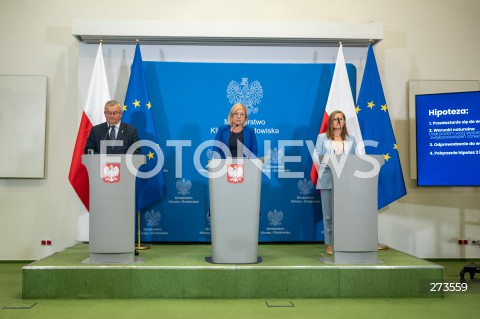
{"left": 310, "top": 44, "right": 364, "bottom": 185}
{"left": 68, "top": 44, "right": 111, "bottom": 210}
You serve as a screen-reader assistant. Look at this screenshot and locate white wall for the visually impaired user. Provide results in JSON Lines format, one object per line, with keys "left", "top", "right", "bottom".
{"left": 1, "top": 0, "right": 479, "bottom": 260}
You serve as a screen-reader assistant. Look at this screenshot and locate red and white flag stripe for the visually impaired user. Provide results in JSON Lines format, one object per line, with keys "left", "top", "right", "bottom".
{"left": 310, "top": 44, "right": 364, "bottom": 185}
{"left": 68, "top": 43, "right": 111, "bottom": 210}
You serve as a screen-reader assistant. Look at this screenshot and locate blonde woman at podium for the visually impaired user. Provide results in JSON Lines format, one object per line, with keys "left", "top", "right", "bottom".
{"left": 313, "top": 110, "right": 357, "bottom": 255}
{"left": 212, "top": 103, "right": 258, "bottom": 158}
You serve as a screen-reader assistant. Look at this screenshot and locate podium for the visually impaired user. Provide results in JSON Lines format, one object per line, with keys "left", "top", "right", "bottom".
{"left": 208, "top": 158, "right": 262, "bottom": 263}
{"left": 82, "top": 154, "right": 145, "bottom": 264}
{"left": 321, "top": 154, "right": 384, "bottom": 264}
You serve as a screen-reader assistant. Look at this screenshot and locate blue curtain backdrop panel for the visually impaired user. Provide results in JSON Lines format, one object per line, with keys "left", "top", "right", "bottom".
{"left": 137, "top": 61, "right": 356, "bottom": 242}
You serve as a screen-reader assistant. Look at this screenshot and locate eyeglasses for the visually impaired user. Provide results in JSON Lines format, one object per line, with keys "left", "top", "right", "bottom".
{"left": 105, "top": 111, "right": 121, "bottom": 116}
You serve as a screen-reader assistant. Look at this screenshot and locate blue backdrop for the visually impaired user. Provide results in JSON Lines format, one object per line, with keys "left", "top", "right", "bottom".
{"left": 138, "top": 61, "right": 356, "bottom": 242}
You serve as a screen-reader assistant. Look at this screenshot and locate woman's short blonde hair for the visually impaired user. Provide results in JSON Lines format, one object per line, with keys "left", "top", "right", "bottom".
{"left": 227, "top": 103, "right": 248, "bottom": 127}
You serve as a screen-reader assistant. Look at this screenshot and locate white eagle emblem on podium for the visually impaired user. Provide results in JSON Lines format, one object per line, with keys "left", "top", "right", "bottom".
{"left": 103, "top": 163, "right": 120, "bottom": 183}
{"left": 227, "top": 164, "right": 244, "bottom": 184}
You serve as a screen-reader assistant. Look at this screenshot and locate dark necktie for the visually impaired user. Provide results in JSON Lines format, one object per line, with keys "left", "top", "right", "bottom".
{"left": 109, "top": 126, "right": 116, "bottom": 140}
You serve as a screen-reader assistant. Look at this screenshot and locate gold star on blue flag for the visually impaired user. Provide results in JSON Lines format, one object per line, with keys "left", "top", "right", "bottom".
{"left": 357, "top": 45, "right": 406, "bottom": 210}
{"left": 122, "top": 43, "right": 167, "bottom": 211}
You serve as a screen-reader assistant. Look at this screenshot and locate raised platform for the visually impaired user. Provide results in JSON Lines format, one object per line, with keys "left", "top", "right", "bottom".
{"left": 23, "top": 243, "right": 443, "bottom": 299}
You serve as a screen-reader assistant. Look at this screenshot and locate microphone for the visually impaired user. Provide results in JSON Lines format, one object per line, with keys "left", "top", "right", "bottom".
{"left": 104, "top": 125, "right": 112, "bottom": 140}
{"left": 336, "top": 118, "right": 341, "bottom": 124}
{"left": 101, "top": 125, "right": 113, "bottom": 154}
{"left": 230, "top": 123, "right": 243, "bottom": 158}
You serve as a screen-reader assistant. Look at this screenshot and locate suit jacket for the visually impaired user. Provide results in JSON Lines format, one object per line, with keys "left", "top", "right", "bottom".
{"left": 313, "top": 133, "right": 356, "bottom": 189}
{"left": 211, "top": 125, "right": 258, "bottom": 159}
{"left": 84, "top": 121, "right": 140, "bottom": 154}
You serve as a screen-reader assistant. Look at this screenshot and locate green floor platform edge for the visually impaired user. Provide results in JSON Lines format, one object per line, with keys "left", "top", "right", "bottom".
{"left": 22, "top": 243, "right": 443, "bottom": 299}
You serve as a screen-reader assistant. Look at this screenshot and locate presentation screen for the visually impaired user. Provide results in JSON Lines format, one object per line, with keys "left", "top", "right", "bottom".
{"left": 415, "top": 91, "right": 480, "bottom": 186}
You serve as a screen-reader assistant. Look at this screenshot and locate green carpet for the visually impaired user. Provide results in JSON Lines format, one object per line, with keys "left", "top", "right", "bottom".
{"left": 22, "top": 243, "right": 444, "bottom": 299}
{"left": 1, "top": 257, "right": 479, "bottom": 319}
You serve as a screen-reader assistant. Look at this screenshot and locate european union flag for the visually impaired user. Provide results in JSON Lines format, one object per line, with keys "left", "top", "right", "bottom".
{"left": 122, "top": 44, "right": 167, "bottom": 212}
{"left": 357, "top": 45, "right": 406, "bottom": 210}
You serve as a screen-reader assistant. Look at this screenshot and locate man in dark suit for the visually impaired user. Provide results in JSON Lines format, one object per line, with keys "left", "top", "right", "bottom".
{"left": 84, "top": 100, "right": 141, "bottom": 154}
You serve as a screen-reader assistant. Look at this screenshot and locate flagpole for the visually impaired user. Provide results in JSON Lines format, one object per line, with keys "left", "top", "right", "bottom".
{"left": 135, "top": 210, "right": 150, "bottom": 250}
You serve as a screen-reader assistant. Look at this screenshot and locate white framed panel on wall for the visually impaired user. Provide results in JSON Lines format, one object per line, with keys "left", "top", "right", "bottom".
{"left": 0, "top": 75, "right": 47, "bottom": 178}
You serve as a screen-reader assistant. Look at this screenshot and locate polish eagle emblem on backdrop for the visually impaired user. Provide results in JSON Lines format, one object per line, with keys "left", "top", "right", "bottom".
{"left": 227, "top": 164, "right": 244, "bottom": 184}
{"left": 266, "top": 147, "right": 283, "bottom": 166}
{"left": 103, "top": 163, "right": 120, "bottom": 183}
{"left": 298, "top": 178, "right": 314, "bottom": 195}
{"left": 268, "top": 209, "right": 284, "bottom": 227}
{"left": 176, "top": 178, "right": 192, "bottom": 195}
{"left": 145, "top": 209, "right": 161, "bottom": 227}
{"left": 226, "top": 77, "right": 263, "bottom": 114}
